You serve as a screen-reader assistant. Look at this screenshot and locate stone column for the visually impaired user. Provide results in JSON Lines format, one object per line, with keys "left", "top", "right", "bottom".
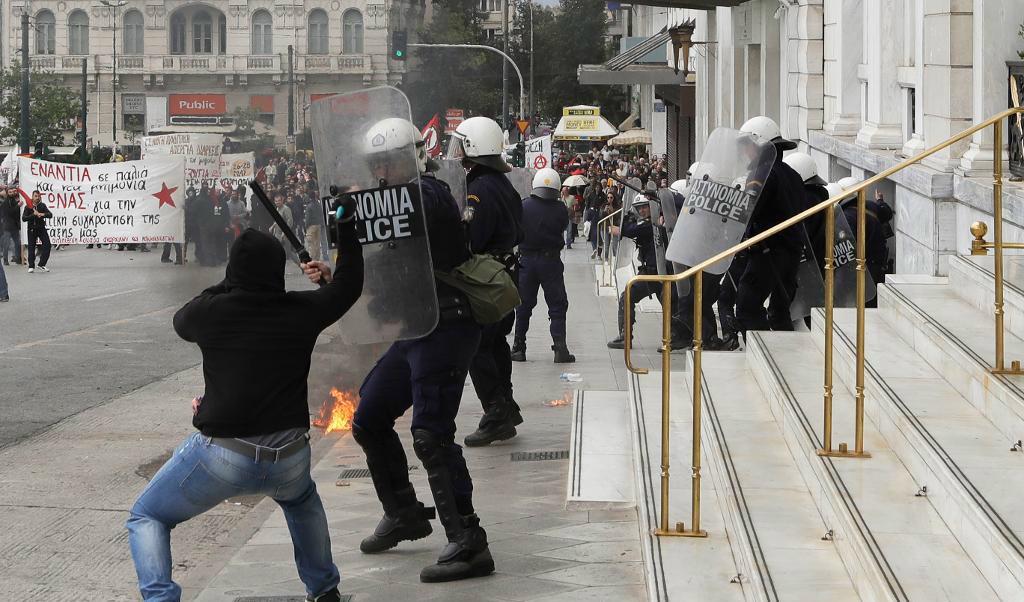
{"left": 902, "top": 0, "right": 927, "bottom": 157}
{"left": 784, "top": 0, "right": 823, "bottom": 145}
{"left": 822, "top": 0, "right": 862, "bottom": 136}
{"left": 959, "top": 0, "right": 1024, "bottom": 175}
{"left": 920, "top": 1, "right": 973, "bottom": 172}
{"left": 856, "top": 0, "right": 904, "bottom": 149}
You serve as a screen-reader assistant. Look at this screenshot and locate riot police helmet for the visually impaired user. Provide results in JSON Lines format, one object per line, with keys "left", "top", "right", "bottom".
{"left": 447, "top": 116, "right": 512, "bottom": 173}
{"left": 783, "top": 152, "right": 827, "bottom": 186}
{"left": 740, "top": 116, "right": 797, "bottom": 151}
{"left": 363, "top": 117, "right": 425, "bottom": 183}
{"left": 531, "top": 167, "right": 561, "bottom": 200}
{"left": 669, "top": 179, "right": 688, "bottom": 196}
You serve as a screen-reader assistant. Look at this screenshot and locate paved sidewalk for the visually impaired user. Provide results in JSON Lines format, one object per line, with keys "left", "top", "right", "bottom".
{"left": 194, "top": 246, "right": 663, "bottom": 601}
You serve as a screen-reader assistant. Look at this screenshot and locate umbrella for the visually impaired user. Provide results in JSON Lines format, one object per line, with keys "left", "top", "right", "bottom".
{"left": 563, "top": 174, "right": 589, "bottom": 187}
{"left": 608, "top": 128, "right": 653, "bottom": 147}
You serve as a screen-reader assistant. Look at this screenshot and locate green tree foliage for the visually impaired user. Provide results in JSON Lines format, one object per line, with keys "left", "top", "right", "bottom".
{"left": 0, "top": 63, "right": 81, "bottom": 147}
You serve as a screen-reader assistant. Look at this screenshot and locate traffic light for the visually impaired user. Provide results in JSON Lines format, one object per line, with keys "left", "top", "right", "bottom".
{"left": 391, "top": 30, "right": 408, "bottom": 61}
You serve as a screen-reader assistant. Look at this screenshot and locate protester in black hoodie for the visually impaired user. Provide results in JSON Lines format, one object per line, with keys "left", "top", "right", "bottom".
{"left": 22, "top": 191, "right": 52, "bottom": 273}
{"left": 126, "top": 221, "right": 362, "bottom": 602}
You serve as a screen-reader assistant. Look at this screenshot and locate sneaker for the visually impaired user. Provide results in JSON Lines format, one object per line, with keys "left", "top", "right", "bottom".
{"left": 0, "top": 296, "right": 8, "bottom": 302}
{"left": 305, "top": 587, "right": 342, "bottom": 602}
{"left": 26, "top": 268, "right": 33, "bottom": 273}
{"left": 37, "top": 265, "right": 49, "bottom": 273}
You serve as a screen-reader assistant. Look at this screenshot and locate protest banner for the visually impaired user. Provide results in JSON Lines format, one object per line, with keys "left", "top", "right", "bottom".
{"left": 218, "top": 152, "right": 255, "bottom": 206}
{"left": 141, "top": 133, "right": 223, "bottom": 189}
{"left": 525, "top": 135, "right": 552, "bottom": 170}
{"left": 18, "top": 156, "right": 185, "bottom": 245}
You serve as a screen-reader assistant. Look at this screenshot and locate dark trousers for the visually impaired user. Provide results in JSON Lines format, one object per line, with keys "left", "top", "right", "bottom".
{"left": 0, "top": 229, "right": 20, "bottom": 263}
{"left": 355, "top": 318, "right": 482, "bottom": 510}
{"left": 161, "top": 243, "right": 182, "bottom": 263}
{"left": 514, "top": 255, "right": 569, "bottom": 342}
{"left": 736, "top": 248, "right": 800, "bottom": 332}
{"left": 619, "top": 277, "right": 685, "bottom": 339}
{"left": 676, "top": 270, "right": 722, "bottom": 342}
{"left": 470, "top": 310, "right": 515, "bottom": 404}
{"left": 27, "top": 228, "right": 51, "bottom": 269}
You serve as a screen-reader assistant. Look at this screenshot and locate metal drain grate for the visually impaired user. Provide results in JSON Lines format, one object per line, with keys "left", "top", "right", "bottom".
{"left": 511, "top": 450, "right": 570, "bottom": 462}
{"left": 233, "top": 593, "right": 352, "bottom": 597}
{"left": 338, "top": 466, "right": 417, "bottom": 479}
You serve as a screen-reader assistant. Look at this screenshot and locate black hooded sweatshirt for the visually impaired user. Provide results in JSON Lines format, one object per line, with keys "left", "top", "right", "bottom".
{"left": 174, "top": 223, "right": 363, "bottom": 437}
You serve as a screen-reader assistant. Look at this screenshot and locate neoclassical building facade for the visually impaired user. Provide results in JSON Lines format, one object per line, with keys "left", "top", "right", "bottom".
{"left": 4, "top": 0, "right": 424, "bottom": 145}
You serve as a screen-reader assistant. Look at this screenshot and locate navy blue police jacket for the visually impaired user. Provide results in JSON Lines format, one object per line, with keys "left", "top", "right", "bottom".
{"left": 466, "top": 166, "right": 523, "bottom": 254}
{"left": 421, "top": 173, "right": 471, "bottom": 272}
{"left": 519, "top": 194, "right": 569, "bottom": 253}
{"left": 621, "top": 214, "right": 657, "bottom": 269}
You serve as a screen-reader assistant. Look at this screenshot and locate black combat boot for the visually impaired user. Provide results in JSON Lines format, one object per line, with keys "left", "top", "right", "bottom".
{"left": 305, "top": 587, "right": 343, "bottom": 602}
{"left": 552, "top": 338, "right": 576, "bottom": 363}
{"left": 413, "top": 430, "right": 495, "bottom": 583}
{"left": 359, "top": 485, "right": 435, "bottom": 553}
{"left": 510, "top": 338, "right": 526, "bottom": 362}
{"left": 464, "top": 397, "right": 519, "bottom": 447}
{"left": 607, "top": 297, "right": 631, "bottom": 349}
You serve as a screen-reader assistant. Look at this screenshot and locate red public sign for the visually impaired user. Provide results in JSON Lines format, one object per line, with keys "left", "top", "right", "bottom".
{"left": 169, "top": 94, "right": 226, "bottom": 116}
{"left": 445, "top": 108, "right": 464, "bottom": 134}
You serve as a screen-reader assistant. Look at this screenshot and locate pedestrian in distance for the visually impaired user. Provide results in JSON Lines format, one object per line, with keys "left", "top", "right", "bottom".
{"left": 22, "top": 190, "right": 52, "bottom": 273}
{"left": 0, "top": 255, "right": 8, "bottom": 301}
{"left": 1, "top": 186, "right": 22, "bottom": 265}
{"left": 511, "top": 168, "right": 576, "bottom": 364}
{"left": 341, "top": 118, "right": 496, "bottom": 583}
{"left": 448, "top": 116, "right": 526, "bottom": 448}
{"left": 125, "top": 220, "right": 364, "bottom": 602}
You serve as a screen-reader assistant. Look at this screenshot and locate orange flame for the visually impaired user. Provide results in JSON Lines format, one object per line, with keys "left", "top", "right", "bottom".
{"left": 313, "top": 388, "right": 359, "bottom": 433}
{"left": 545, "top": 391, "right": 573, "bottom": 407}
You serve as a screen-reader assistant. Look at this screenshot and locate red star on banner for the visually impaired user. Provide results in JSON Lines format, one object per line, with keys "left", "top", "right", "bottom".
{"left": 153, "top": 182, "right": 178, "bottom": 209}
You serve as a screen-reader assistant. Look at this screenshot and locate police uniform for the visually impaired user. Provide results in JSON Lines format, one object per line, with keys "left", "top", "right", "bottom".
{"left": 735, "top": 157, "right": 807, "bottom": 332}
{"left": 353, "top": 172, "right": 494, "bottom": 581}
{"left": 463, "top": 165, "right": 525, "bottom": 445}
{"left": 513, "top": 193, "right": 572, "bottom": 359}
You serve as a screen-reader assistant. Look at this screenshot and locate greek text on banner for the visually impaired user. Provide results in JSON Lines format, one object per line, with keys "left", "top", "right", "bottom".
{"left": 18, "top": 156, "right": 185, "bottom": 245}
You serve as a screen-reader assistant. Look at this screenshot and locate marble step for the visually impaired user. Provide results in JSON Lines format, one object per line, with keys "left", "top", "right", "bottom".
{"left": 746, "top": 330, "right": 999, "bottom": 602}
{"left": 948, "top": 255, "right": 1024, "bottom": 342}
{"left": 877, "top": 280, "right": 1024, "bottom": 444}
{"left": 566, "top": 389, "right": 636, "bottom": 510}
{"left": 812, "top": 306, "right": 1024, "bottom": 600}
{"left": 627, "top": 369, "right": 746, "bottom": 602}
{"left": 694, "top": 352, "right": 860, "bottom": 601}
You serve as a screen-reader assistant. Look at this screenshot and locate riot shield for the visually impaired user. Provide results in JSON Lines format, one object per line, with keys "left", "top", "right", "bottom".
{"left": 616, "top": 192, "right": 647, "bottom": 270}
{"left": 310, "top": 86, "right": 438, "bottom": 344}
{"left": 665, "top": 128, "right": 776, "bottom": 275}
{"left": 649, "top": 193, "right": 669, "bottom": 276}
{"left": 790, "top": 205, "right": 877, "bottom": 321}
{"left": 434, "top": 159, "right": 469, "bottom": 211}
{"left": 508, "top": 167, "right": 536, "bottom": 198}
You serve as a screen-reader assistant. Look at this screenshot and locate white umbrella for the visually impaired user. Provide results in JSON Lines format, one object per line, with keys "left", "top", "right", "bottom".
{"left": 608, "top": 128, "right": 653, "bottom": 147}
{"left": 563, "top": 174, "right": 589, "bottom": 187}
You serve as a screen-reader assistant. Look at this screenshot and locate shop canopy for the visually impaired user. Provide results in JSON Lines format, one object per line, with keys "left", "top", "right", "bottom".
{"left": 552, "top": 105, "right": 619, "bottom": 142}
{"left": 608, "top": 128, "right": 653, "bottom": 147}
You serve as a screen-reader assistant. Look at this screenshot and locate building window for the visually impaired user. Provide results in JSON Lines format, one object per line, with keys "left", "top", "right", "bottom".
{"left": 252, "top": 11, "right": 273, "bottom": 55}
{"left": 69, "top": 10, "right": 89, "bottom": 54}
{"left": 219, "top": 15, "right": 227, "bottom": 54}
{"left": 193, "top": 10, "right": 213, "bottom": 54}
{"left": 308, "top": 9, "right": 329, "bottom": 55}
{"left": 170, "top": 13, "right": 186, "bottom": 54}
{"left": 477, "top": 0, "right": 500, "bottom": 11}
{"left": 342, "top": 10, "right": 363, "bottom": 54}
{"left": 35, "top": 10, "right": 56, "bottom": 55}
{"left": 123, "top": 10, "right": 144, "bottom": 55}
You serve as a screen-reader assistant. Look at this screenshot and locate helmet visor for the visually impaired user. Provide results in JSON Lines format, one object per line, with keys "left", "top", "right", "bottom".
{"left": 446, "top": 134, "right": 467, "bottom": 161}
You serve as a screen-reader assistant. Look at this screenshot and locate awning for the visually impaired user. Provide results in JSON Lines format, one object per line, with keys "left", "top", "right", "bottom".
{"left": 552, "top": 113, "right": 618, "bottom": 142}
{"left": 578, "top": 27, "right": 690, "bottom": 86}
{"left": 608, "top": 128, "right": 653, "bottom": 147}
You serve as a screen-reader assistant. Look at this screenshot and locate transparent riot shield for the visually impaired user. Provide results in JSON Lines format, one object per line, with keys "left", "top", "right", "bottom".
{"left": 665, "top": 128, "right": 777, "bottom": 275}
{"left": 658, "top": 188, "right": 679, "bottom": 233}
{"left": 508, "top": 167, "right": 536, "bottom": 199}
{"left": 434, "top": 159, "right": 468, "bottom": 211}
{"left": 790, "top": 205, "right": 877, "bottom": 321}
{"left": 616, "top": 192, "right": 647, "bottom": 270}
{"left": 310, "top": 86, "right": 438, "bottom": 344}
{"left": 648, "top": 193, "right": 669, "bottom": 276}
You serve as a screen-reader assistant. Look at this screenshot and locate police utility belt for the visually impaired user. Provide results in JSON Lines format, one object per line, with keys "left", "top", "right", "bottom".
{"left": 210, "top": 433, "right": 309, "bottom": 463}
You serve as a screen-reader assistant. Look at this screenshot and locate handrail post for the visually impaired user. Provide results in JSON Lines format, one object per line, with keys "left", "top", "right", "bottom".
{"left": 818, "top": 207, "right": 836, "bottom": 456}
{"left": 995, "top": 120, "right": 1005, "bottom": 372}
{"left": 688, "top": 271, "right": 707, "bottom": 537}
{"left": 623, "top": 280, "right": 649, "bottom": 377}
{"left": 658, "top": 280, "right": 673, "bottom": 534}
{"left": 853, "top": 189, "right": 870, "bottom": 457}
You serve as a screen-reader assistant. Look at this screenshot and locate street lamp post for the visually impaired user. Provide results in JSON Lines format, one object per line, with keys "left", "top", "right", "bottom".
{"left": 408, "top": 43, "right": 527, "bottom": 121}
{"left": 100, "top": 0, "right": 127, "bottom": 153}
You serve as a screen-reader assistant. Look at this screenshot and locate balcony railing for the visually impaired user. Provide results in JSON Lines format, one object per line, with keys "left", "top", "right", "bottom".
{"left": 30, "top": 53, "right": 373, "bottom": 76}
{"left": 298, "top": 54, "right": 371, "bottom": 73}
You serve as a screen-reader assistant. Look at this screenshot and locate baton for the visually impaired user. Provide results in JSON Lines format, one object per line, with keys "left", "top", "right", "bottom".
{"left": 248, "top": 180, "right": 325, "bottom": 287}
{"left": 608, "top": 174, "right": 658, "bottom": 200}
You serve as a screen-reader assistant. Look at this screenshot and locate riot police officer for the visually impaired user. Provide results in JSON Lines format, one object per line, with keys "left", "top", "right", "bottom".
{"left": 511, "top": 168, "right": 575, "bottom": 364}
{"left": 607, "top": 197, "right": 686, "bottom": 349}
{"left": 734, "top": 116, "right": 807, "bottom": 332}
{"left": 836, "top": 177, "right": 893, "bottom": 291}
{"left": 343, "top": 119, "right": 495, "bottom": 583}
{"left": 450, "top": 117, "right": 526, "bottom": 448}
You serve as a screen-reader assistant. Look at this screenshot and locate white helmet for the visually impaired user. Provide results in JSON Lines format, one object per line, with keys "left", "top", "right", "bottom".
{"left": 740, "top": 116, "right": 797, "bottom": 150}
{"left": 686, "top": 162, "right": 699, "bottom": 178}
{"left": 531, "top": 168, "right": 561, "bottom": 200}
{"left": 837, "top": 176, "right": 859, "bottom": 190}
{"left": 824, "top": 182, "right": 845, "bottom": 199}
{"left": 782, "top": 152, "right": 826, "bottom": 186}
{"left": 669, "top": 179, "right": 688, "bottom": 196}
{"left": 448, "top": 116, "right": 510, "bottom": 172}
{"left": 363, "top": 117, "right": 427, "bottom": 175}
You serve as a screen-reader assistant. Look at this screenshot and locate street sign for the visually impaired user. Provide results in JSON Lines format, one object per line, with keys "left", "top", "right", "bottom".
{"left": 445, "top": 108, "right": 464, "bottom": 134}
{"left": 516, "top": 119, "right": 530, "bottom": 136}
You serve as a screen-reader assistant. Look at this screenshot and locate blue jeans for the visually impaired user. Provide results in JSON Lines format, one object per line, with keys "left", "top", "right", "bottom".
{"left": 0, "top": 259, "right": 7, "bottom": 298}
{"left": 0, "top": 229, "right": 19, "bottom": 263}
{"left": 126, "top": 432, "right": 339, "bottom": 601}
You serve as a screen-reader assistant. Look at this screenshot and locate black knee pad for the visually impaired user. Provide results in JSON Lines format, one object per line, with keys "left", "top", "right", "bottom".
{"left": 412, "top": 429, "right": 445, "bottom": 468}
{"left": 351, "top": 423, "right": 373, "bottom": 450}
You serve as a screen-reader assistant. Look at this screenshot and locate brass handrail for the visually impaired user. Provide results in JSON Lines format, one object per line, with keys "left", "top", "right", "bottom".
{"left": 596, "top": 208, "right": 623, "bottom": 287}
{"left": 622, "top": 107, "right": 1024, "bottom": 538}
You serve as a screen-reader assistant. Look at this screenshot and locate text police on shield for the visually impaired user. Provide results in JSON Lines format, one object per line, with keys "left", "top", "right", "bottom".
{"left": 345, "top": 183, "right": 424, "bottom": 244}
